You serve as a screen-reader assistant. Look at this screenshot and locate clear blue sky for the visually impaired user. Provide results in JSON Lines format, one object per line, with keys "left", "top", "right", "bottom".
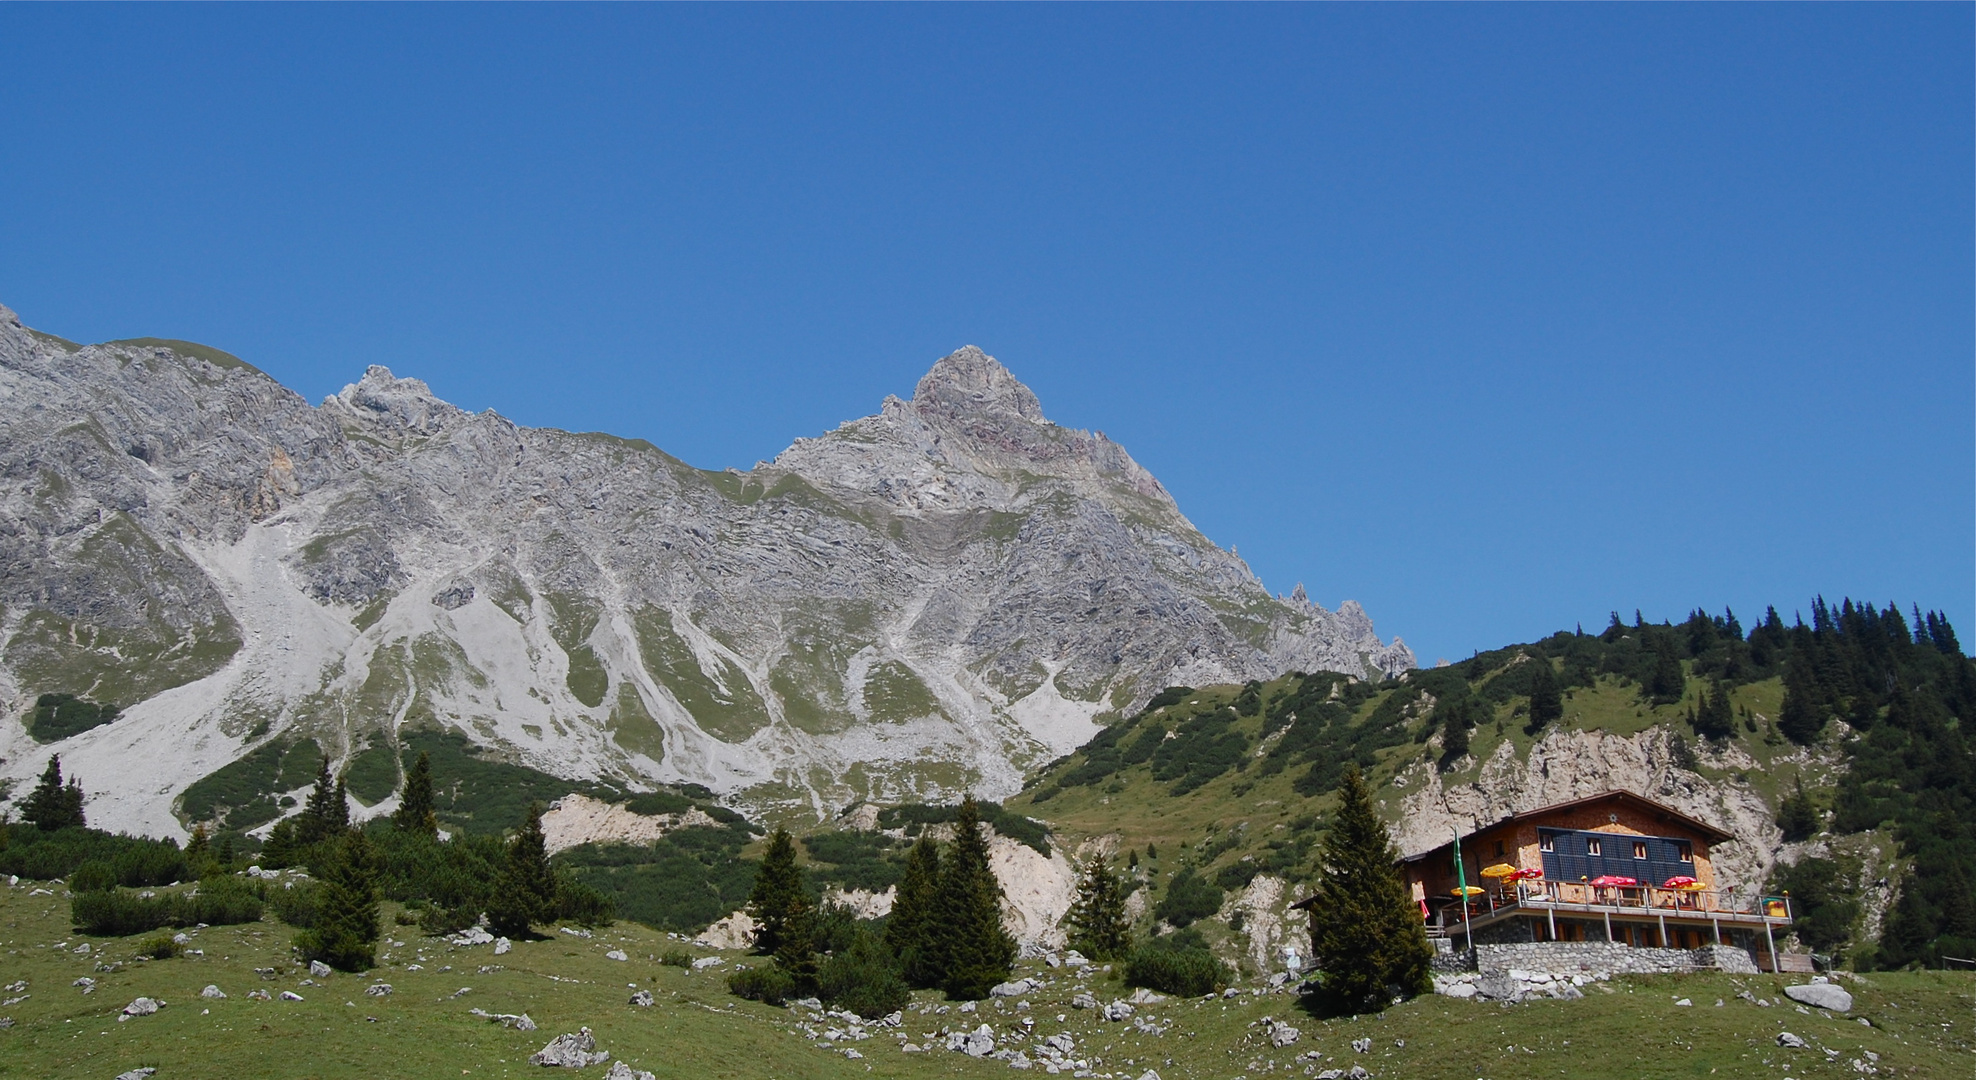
{"left": 2, "top": 5, "right": 1969, "bottom": 664}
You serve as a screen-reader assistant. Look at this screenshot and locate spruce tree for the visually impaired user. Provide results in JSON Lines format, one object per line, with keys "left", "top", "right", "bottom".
{"left": 1306, "top": 765, "right": 1432, "bottom": 1014}
{"left": 488, "top": 802, "right": 558, "bottom": 937}
{"left": 1778, "top": 659, "right": 1825, "bottom": 745}
{"left": 1064, "top": 854, "right": 1133, "bottom": 961}
{"left": 931, "top": 797, "right": 1016, "bottom": 1000}
{"left": 886, "top": 835, "right": 942, "bottom": 988}
{"left": 329, "top": 777, "right": 351, "bottom": 833}
{"left": 394, "top": 750, "right": 438, "bottom": 836}
{"left": 1777, "top": 777, "right": 1819, "bottom": 843}
{"left": 23, "top": 756, "right": 86, "bottom": 830}
{"left": 1525, "top": 654, "right": 1563, "bottom": 735}
{"left": 299, "top": 829, "right": 381, "bottom": 971}
{"left": 745, "top": 829, "right": 809, "bottom": 956}
{"left": 298, "top": 759, "right": 339, "bottom": 845}
{"left": 1689, "top": 680, "right": 1735, "bottom": 741}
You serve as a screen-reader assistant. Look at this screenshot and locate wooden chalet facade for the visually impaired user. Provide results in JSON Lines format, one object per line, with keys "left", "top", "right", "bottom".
{"left": 1398, "top": 791, "right": 1796, "bottom": 969}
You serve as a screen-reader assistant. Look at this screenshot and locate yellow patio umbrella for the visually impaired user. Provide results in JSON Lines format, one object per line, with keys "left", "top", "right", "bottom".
{"left": 1480, "top": 863, "right": 1519, "bottom": 879}
{"left": 1450, "top": 886, "right": 1484, "bottom": 897}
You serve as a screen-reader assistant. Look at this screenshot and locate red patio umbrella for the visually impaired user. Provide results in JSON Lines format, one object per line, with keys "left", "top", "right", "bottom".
{"left": 1588, "top": 875, "right": 1638, "bottom": 887}
{"left": 1662, "top": 875, "right": 1701, "bottom": 889}
{"left": 1510, "top": 867, "right": 1545, "bottom": 881}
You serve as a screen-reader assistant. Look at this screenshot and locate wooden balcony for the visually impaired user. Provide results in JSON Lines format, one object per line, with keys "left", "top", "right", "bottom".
{"left": 1437, "top": 880, "right": 1794, "bottom": 941}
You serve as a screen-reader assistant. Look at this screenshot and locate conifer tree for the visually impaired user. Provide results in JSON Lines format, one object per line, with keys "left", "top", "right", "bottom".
{"left": 745, "top": 829, "right": 810, "bottom": 956}
{"left": 23, "top": 756, "right": 85, "bottom": 830}
{"left": 1065, "top": 854, "right": 1133, "bottom": 961}
{"left": 886, "top": 835, "right": 942, "bottom": 988}
{"left": 1777, "top": 777, "right": 1819, "bottom": 842}
{"left": 1778, "top": 659, "right": 1825, "bottom": 745}
{"left": 930, "top": 798, "right": 1015, "bottom": 999}
{"left": 1525, "top": 654, "right": 1562, "bottom": 735}
{"left": 1305, "top": 765, "right": 1432, "bottom": 1014}
{"left": 394, "top": 750, "right": 438, "bottom": 836}
{"left": 488, "top": 802, "right": 558, "bottom": 937}
{"left": 298, "top": 758, "right": 340, "bottom": 845}
{"left": 299, "top": 828, "right": 381, "bottom": 971}
{"left": 1690, "top": 680, "right": 1735, "bottom": 741}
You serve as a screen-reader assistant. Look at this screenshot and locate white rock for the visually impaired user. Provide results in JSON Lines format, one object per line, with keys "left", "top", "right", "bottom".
{"left": 1070, "top": 993, "right": 1098, "bottom": 1010}
{"left": 1267, "top": 1020, "right": 1301, "bottom": 1047}
{"left": 1784, "top": 983, "right": 1853, "bottom": 1012}
{"left": 493, "top": 937, "right": 512, "bottom": 955}
{"left": 114, "top": 1070, "right": 157, "bottom": 1080}
{"left": 606, "top": 949, "right": 629, "bottom": 962}
{"left": 122, "top": 997, "right": 162, "bottom": 1017}
{"left": 280, "top": 991, "right": 304, "bottom": 1002}
{"left": 453, "top": 927, "right": 495, "bottom": 946}
{"left": 1100, "top": 1001, "right": 1134, "bottom": 1022}
{"left": 628, "top": 990, "right": 653, "bottom": 1007}
{"left": 691, "top": 956, "right": 726, "bottom": 970}
{"left": 1778, "top": 1032, "right": 1808, "bottom": 1048}
{"left": 200, "top": 985, "right": 226, "bottom": 999}
{"left": 1125, "top": 988, "right": 1166, "bottom": 1005}
{"left": 364, "top": 983, "right": 393, "bottom": 997}
{"left": 308, "top": 960, "right": 332, "bottom": 978}
{"left": 601, "top": 1062, "right": 656, "bottom": 1080}
{"left": 530, "top": 1026, "right": 611, "bottom": 1067}
{"left": 992, "top": 978, "right": 1037, "bottom": 997}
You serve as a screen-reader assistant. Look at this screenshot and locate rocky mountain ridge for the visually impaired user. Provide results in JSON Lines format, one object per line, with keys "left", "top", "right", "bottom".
{"left": 0, "top": 302, "right": 1411, "bottom": 837}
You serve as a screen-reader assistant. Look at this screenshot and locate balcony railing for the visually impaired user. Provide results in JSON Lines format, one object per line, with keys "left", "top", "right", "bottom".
{"left": 1438, "top": 881, "right": 1792, "bottom": 929}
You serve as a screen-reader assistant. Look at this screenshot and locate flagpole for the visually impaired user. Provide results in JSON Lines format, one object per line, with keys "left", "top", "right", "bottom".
{"left": 1453, "top": 824, "right": 1472, "bottom": 956}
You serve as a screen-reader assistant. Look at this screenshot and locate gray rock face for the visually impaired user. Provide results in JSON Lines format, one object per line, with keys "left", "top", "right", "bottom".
{"left": 0, "top": 311, "right": 1411, "bottom": 834}
{"left": 1784, "top": 982, "right": 1853, "bottom": 1012}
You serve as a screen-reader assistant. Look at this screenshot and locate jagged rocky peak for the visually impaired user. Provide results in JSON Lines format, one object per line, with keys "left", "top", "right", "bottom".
{"left": 913, "top": 345, "right": 1046, "bottom": 425}
{"left": 324, "top": 364, "right": 466, "bottom": 435}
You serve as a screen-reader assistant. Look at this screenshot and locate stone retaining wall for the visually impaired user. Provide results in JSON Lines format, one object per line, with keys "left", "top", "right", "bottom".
{"left": 1432, "top": 940, "right": 1759, "bottom": 978}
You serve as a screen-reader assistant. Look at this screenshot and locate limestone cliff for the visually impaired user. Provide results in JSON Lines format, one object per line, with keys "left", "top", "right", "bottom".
{"left": 0, "top": 304, "right": 1410, "bottom": 837}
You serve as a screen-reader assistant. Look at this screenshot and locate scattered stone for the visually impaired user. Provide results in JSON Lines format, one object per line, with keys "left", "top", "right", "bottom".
{"left": 1266, "top": 1020, "right": 1300, "bottom": 1047}
{"left": 531, "top": 1026, "right": 611, "bottom": 1067}
{"left": 121, "top": 997, "right": 163, "bottom": 1018}
{"left": 1778, "top": 1032, "right": 1808, "bottom": 1048}
{"left": 246, "top": 990, "right": 271, "bottom": 1001}
{"left": 691, "top": 956, "right": 725, "bottom": 971}
{"left": 494, "top": 937, "right": 513, "bottom": 955}
{"left": 280, "top": 991, "right": 304, "bottom": 1002}
{"left": 1125, "top": 988, "right": 1166, "bottom": 1005}
{"left": 946, "top": 1024, "right": 995, "bottom": 1056}
{"left": 991, "top": 978, "right": 1037, "bottom": 998}
{"left": 1070, "top": 993, "right": 1098, "bottom": 1010}
{"left": 470, "top": 1008, "right": 538, "bottom": 1031}
{"left": 365, "top": 983, "right": 393, "bottom": 997}
{"left": 606, "top": 949, "right": 629, "bottom": 962}
{"left": 842, "top": 1049, "right": 863, "bottom": 1060}
{"left": 74, "top": 977, "right": 95, "bottom": 991}
{"left": 113, "top": 1070, "right": 157, "bottom": 1080}
{"left": 1136, "top": 1071, "right": 1161, "bottom": 1080}
{"left": 1675, "top": 998, "right": 1692, "bottom": 1007}
{"left": 309, "top": 961, "right": 332, "bottom": 978}
{"left": 1100, "top": 1001, "right": 1134, "bottom": 1022}
{"left": 629, "top": 990, "right": 654, "bottom": 1007}
{"left": 1784, "top": 983, "right": 1853, "bottom": 1012}
{"left": 1222, "top": 987, "right": 1241, "bottom": 999}
{"left": 900, "top": 1044, "right": 924, "bottom": 1053}
{"left": 453, "top": 927, "right": 495, "bottom": 946}
{"left": 559, "top": 927, "right": 594, "bottom": 939}
{"left": 1351, "top": 1036, "right": 1372, "bottom": 1053}
{"left": 452, "top": 987, "right": 472, "bottom": 998}
{"left": 200, "top": 985, "right": 226, "bottom": 999}
{"left": 601, "top": 1063, "right": 655, "bottom": 1080}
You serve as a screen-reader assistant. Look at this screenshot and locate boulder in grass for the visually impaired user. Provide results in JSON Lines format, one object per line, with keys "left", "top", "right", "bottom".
{"left": 494, "top": 938, "right": 512, "bottom": 956}
{"left": 200, "top": 985, "right": 226, "bottom": 999}
{"left": 1783, "top": 983, "right": 1853, "bottom": 1012}
{"left": 364, "top": 983, "right": 393, "bottom": 997}
{"left": 602, "top": 1064, "right": 655, "bottom": 1080}
{"left": 606, "top": 949, "right": 628, "bottom": 962}
{"left": 114, "top": 1070, "right": 157, "bottom": 1080}
{"left": 530, "top": 1026, "right": 611, "bottom": 1067}
{"left": 309, "top": 961, "right": 332, "bottom": 978}
{"left": 1778, "top": 1032, "right": 1808, "bottom": 1048}
{"left": 121, "top": 997, "right": 162, "bottom": 1018}
{"left": 990, "top": 978, "right": 1035, "bottom": 998}
{"left": 628, "top": 990, "right": 654, "bottom": 1007}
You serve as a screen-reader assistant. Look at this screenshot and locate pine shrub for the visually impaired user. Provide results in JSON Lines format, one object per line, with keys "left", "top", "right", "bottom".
{"left": 727, "top": 964, "right": 796, "bottom": 1006}
{"left": 1124, "top": 932, "right": 1229, "bottom": 997}
{"left": 817, "top": 930, "right": 909, "bottom": 1019}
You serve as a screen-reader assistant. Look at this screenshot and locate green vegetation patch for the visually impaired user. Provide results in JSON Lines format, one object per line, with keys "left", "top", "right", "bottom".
{"left": 876, "top": 802, "right": 1051, "bottom": 856}
{"left": 26, "top": 693, "right": 121, "bottom": 743}
{"left": 565, "top": 642, "right": 610, "bottom": 708}
{"left": 862, "top": 661, "right": 941, "bottom": 723}
{"left": 179, "top": 739, "right": 322, "bottom": 831}
{"left": 801, "top": 830, "right": 907, "bottom": 893}
{"left": 634, "top": 609, "right": 772, "bottom": 742}
{"left": 342, "top": 742, "right": 400, "bottom": 805}
{"left": 556, "top": 822, "right": 760, "bottom": 932}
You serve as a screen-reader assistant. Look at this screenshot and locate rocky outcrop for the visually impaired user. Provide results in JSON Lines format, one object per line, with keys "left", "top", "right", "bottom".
{"left": 537, "top": 794, "right": 719, "bottom": 855}
{"left": 1392, "top": 727, "right": 1781, "bottom": 893}
{"left": 0, "top": 305, "right": 1410, "bottom": 837}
